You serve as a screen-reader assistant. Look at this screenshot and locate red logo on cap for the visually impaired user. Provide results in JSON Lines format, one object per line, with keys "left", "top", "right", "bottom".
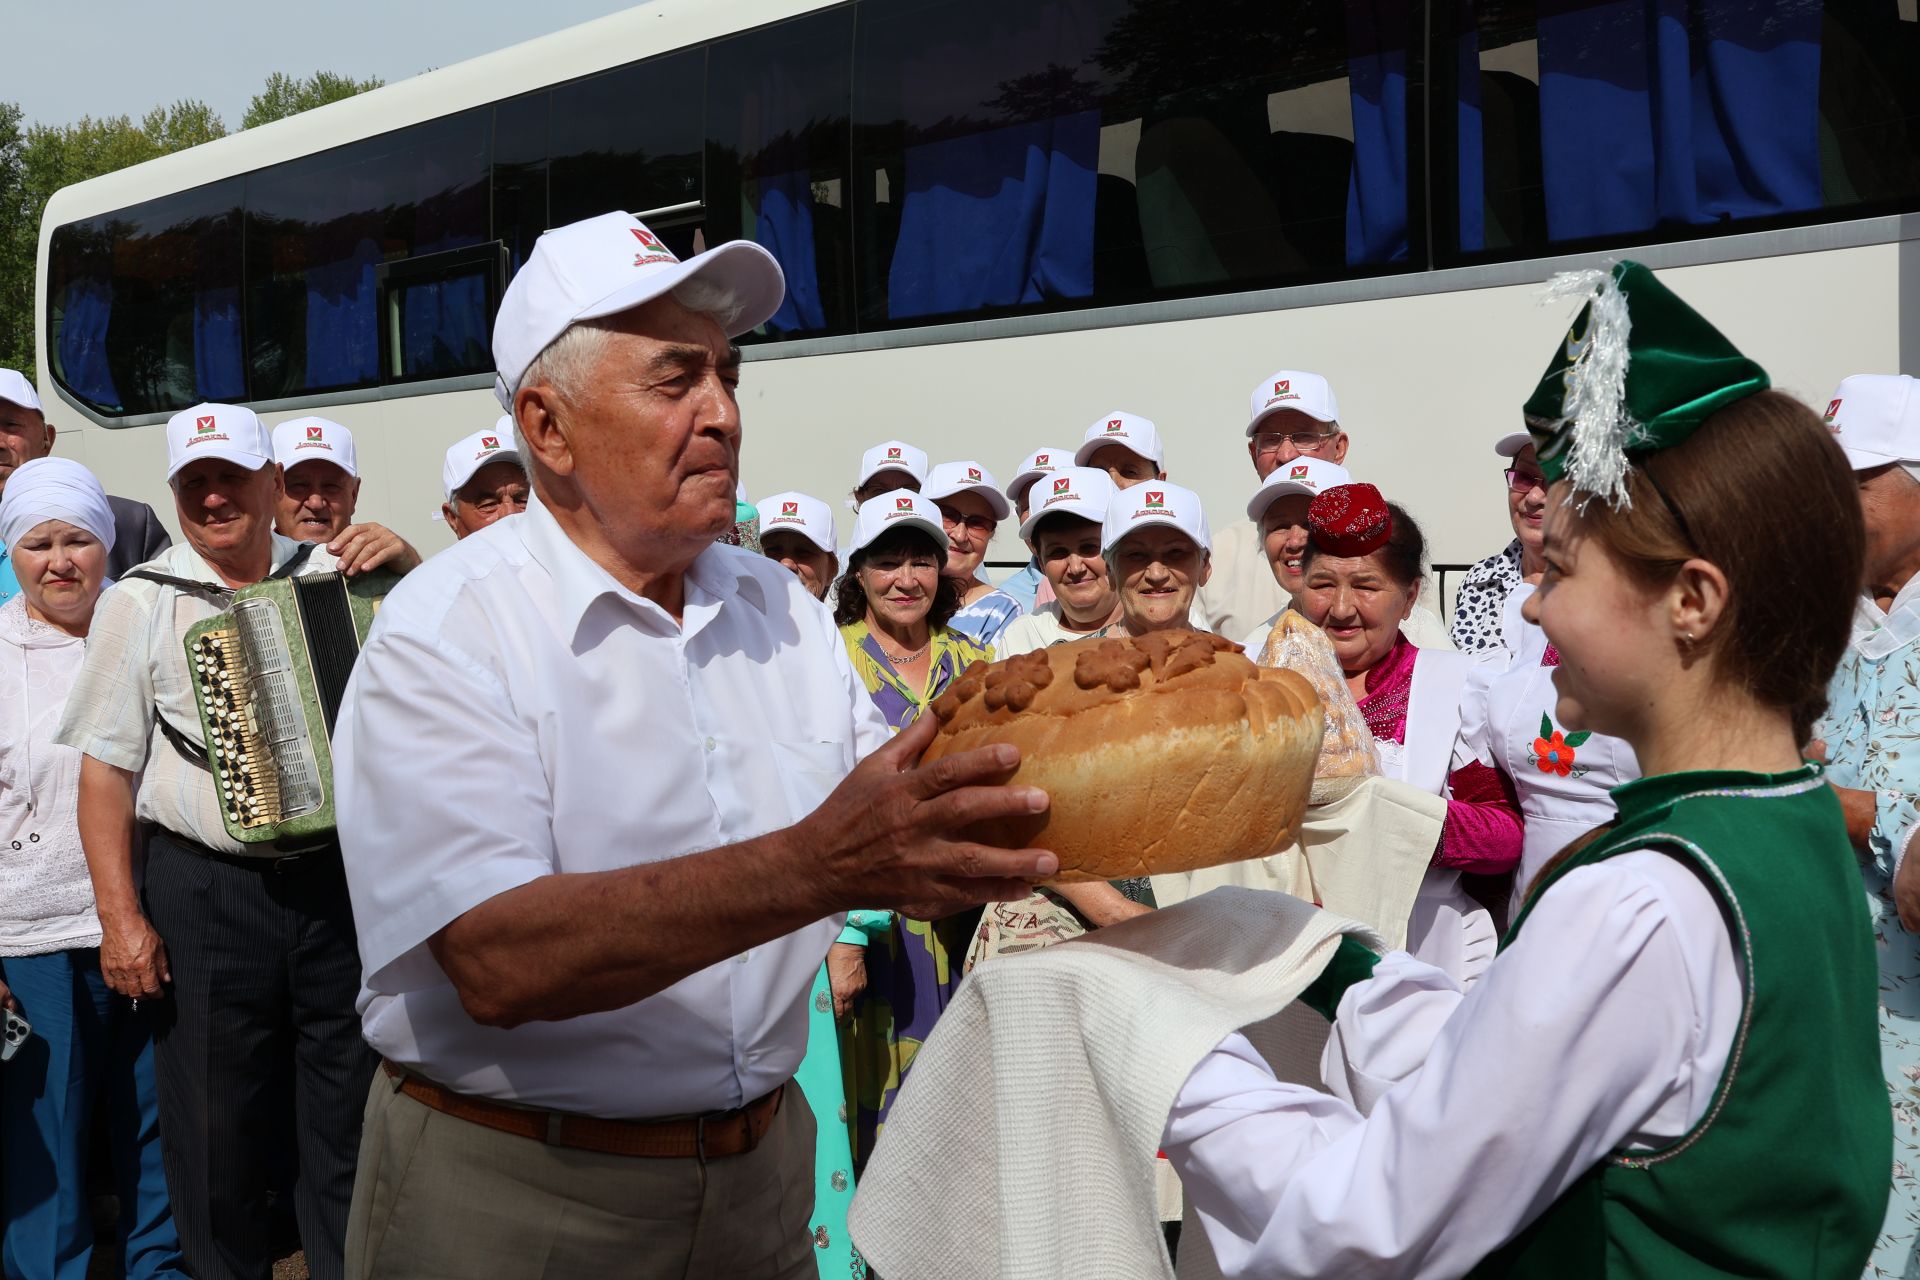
{"left": 895, "top": 497, "right": 915, "bottom": 511}
{"left": 481, "top": 436, "right": 499, "bottom": 450}
{"left": 1275, "top": 379, "right": 1292, "bottom": 396}
{"left": 1052, "top": 477, "right": 1071, "bottom": 494}
{"left": 1290, "top": 464, "right": 1310, "bottom": 480}
{"left": 1145, "top": 491, "right": 1165, "bottom": 508}
{"left": 1106, "top": 419, "right": 1124, "bottom": 433}
{"left": 1825, "top": 399, "right": 1843, "bottom": 424}
{"left": 781, "top": 501, "right": 800, "bottom": 516}
{"left": 966, "top": 467, "right": 982, "bottom": 482}
{"left": 1035, "top": 453, "right": 1049, "bottom": 465}
{"left": 886, "top": 447, "right": 902, "bottom": 460}
{"left": 305, "top": 425, "right": 324, "bottom": 441}
{"left": 196, "top": 415, "right": 216, "bottom": 434}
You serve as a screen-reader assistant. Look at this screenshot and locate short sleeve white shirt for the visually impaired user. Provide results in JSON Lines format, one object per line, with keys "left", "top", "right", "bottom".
{"left": 334, "top": 498, "right": 890, "bottom": 1119}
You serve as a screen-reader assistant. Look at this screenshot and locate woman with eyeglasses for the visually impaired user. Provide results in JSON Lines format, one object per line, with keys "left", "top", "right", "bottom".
{"left": 921, "top": 460, "right": 1024, "bottom": 649}
{"left": 1450, "top": 433, "right": 1550, "bottom": 654}
{"left": 831, "top": 491, "right": 993, "bottom": 1175}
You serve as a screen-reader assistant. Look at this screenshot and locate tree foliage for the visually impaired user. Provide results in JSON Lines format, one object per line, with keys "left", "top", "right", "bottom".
{"left": 0, "top": 71, "right": 380, "bottom": 376}
{"left": 242, "top": 71, "right": 384, "bottom": 130}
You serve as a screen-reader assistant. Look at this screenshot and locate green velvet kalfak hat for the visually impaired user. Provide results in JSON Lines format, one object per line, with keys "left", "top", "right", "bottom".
{"left": 1523, "top": 261, "right": 1770, "bottom": 508}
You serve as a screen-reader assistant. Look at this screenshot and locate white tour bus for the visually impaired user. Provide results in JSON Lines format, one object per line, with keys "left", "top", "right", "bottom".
{"left": 32, "top": 0, "right": 1920, "bottom": 603}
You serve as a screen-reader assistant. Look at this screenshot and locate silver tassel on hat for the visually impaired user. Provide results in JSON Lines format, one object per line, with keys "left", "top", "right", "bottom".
{"left": 1539, "top": 267, "right": 1637, "bottom": 510}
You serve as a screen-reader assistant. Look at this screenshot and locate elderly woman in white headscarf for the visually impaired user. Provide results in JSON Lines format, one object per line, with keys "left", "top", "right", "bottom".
{"left": 0, "top": 458, "right": 185, "bottom": 1279}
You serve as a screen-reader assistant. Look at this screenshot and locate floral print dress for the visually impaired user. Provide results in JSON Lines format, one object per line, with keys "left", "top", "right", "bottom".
{"left": 1817, "top": 584, "right": 1920, "bottom": 1279}
{"left": 836, "top": 621, "right": 993, "bottom": 1170}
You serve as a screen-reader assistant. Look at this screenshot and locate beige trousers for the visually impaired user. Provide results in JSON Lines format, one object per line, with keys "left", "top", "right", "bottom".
{"left": 345, "top": 1072, "right": 818, "bottom": 1279}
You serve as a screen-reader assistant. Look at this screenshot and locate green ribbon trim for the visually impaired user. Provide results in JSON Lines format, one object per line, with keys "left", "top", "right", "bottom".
{"left": 1300, "top": 934, "right": 1382, "bottom": 1022}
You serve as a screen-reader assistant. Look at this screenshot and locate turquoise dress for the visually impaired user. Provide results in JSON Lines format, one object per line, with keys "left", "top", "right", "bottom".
{"left": 796, "top": 962, "right": 867, "bottom": 1279}
{"left": 1817, "top": 583, "right": 1920, "bottom": 1278}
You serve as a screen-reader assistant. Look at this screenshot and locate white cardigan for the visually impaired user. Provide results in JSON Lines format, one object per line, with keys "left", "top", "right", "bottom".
{"left": 0, "top": 594, "right": 99, "bottom": 956}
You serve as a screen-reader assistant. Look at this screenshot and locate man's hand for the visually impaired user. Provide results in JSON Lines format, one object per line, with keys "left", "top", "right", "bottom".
{"left": 98, "top": 911, "right": 170, "bottom": 999}
{"left": 329, "top": 523, "right": 423, "bottom": 576}
{"left": 795, "top": 712, "right": 1056, "bottom": 919}
{"left": 826, "top": 942, "right": 867, "bottom": 1022}
{"left": 1832, "top": 784, "right": 1878, "bottom": 850}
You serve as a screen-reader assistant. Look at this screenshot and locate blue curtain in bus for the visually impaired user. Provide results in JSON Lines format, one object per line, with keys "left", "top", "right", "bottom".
{"left": 395, "top": 236, "right": 490, "bottom": 379}
{"left": 756, "top": 171, "right": 826, "bottom": 334}
{"left": 887, "top": 110, "right": 1099, "bottom": 320}
{"left": 193, "top": 286, "right": 245, "bottom": 401}
{"left": 305, "top": 238, "right": 380, "bottom": 389}
{"left": 1346, "top": 0, "right": 1412, "bottom": 265}
{"left": 57, "top": 279, "right": 120, "bottom": 409}
{"left": 1535, "top": 0, "right": 1822, "bottom": 242}
{"left": 1454, "top": 3, "right": 1486, "bottom": 254}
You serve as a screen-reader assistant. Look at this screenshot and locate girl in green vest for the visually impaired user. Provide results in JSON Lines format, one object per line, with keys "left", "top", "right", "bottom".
{"left": 1161, "top": 262, "right": 1890, "bottom": 1278}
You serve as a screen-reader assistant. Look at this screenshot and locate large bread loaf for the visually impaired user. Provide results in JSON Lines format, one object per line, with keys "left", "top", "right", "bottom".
{"left": 922, "top": 629, "right": 1324, "bottom": 882}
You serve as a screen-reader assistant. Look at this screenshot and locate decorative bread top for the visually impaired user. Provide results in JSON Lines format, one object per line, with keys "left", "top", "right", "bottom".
{"left": 930, "top": 629, "right": 1254, "bottom": 734}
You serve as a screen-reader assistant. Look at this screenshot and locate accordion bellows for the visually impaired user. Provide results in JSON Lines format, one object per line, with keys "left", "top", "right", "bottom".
{"left": 185, "top": 570, "right": 396, "bottom": 848}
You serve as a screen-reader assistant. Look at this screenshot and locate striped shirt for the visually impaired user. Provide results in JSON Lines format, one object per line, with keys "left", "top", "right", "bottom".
{"left": 55, "top": 535, "right": 340, "bottom": 855}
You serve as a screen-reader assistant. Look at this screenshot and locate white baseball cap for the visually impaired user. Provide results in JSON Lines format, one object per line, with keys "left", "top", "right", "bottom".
{"left": 1494, "top": 431, "right": 1532, "bottom": 458}
{"left": 165, "top": 403, "right": 272, "bottom": 480}
{"left": 850, "top": 490, "right": 948, "bottom": 556}
{"left": 858, "top": 440, "right": 928, "bottom": 487}
{"left": 272, "top": 417, "right": 359, "bottom": 478}
{"left": 1245, "top": 456, "right": 1353, "bottom": 521}
{"left": 1102, "top": 480, "right": 1211, "bottom": 554}
{"left": 1247, "top": 370, "right": 1340, "bottom": 436}
{"left": 1824, "top": 375, "right": 1920, "bottom": 472}
{"left": 490, "top": 211, "right": 786, "bottom": 409}
{"left": 0, "top": 369, "right": 41, "bottom": 414}
{"left": 1075, "top": 411, "right": 1165, "bottom": 469}
{"left": 755, "top": 490, "right": 836, "bottom": 555}
{"left": 444, "top": 419, "right": 526, "bottom": 500}
{"left": 1006, "top": 445, "right": 1075, "bottom": 509}
{"left": 1018, "top": 466, "right": 1114, "bottom": 540}
{"left": 923, "top": 460, "right": 1012, "bottom": 520}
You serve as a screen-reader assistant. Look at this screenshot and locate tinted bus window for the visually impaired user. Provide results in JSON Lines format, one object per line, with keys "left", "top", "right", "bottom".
{"left": 46, "top": 179, "right": 244, "bottom": 417}
{"left": 246, "top": 109, "right": 492, "bottom": 399}
{"left": 851, "top": 0, "right": 1415, "bottom": 328}
{"left": 1443, "top": 0, "right": 1920, "bottom": 262}
{"left": 707, "top": 6, "right": 855, "bottom": 340}
{"left": 549, "top": 49, "right": 705, "bottom": 252}
{"left": 494, "top": 91, "right": 552, "bottom": 276}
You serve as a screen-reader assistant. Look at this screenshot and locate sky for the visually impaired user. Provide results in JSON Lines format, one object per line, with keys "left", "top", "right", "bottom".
{"left": 7, "top": 0, "right": 645, "bottom": 128}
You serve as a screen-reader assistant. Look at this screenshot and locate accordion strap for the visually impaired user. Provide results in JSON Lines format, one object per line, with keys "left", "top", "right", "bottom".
{"left": 130, "top": 542, "right": 322, "bottom": 772}
{"left": 120, "top": 541, "right": 317, "bottom": 601}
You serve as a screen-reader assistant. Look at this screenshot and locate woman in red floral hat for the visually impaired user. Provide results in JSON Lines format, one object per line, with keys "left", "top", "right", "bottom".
{"left": 1295, "top": 482, "right": 1522, "bottom": 983}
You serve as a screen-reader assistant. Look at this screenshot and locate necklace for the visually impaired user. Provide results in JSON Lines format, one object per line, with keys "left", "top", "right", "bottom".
{"left": 880, "top": 639, "right": 931, "bottom": 664}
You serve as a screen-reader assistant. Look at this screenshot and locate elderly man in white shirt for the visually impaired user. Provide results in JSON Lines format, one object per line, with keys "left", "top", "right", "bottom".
{"left": 334, "top": 211, "right": 1056, "bottom": 1280}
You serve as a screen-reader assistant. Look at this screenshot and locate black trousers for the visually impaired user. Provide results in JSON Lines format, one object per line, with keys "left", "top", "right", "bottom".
{"left": 143, "top": 830, "right": 377, "bottom": 1280}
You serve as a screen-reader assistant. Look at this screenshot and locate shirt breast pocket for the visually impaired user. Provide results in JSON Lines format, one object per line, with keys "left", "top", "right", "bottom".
{"left": 769, "top": 739, "right": 851, "bottom": 822}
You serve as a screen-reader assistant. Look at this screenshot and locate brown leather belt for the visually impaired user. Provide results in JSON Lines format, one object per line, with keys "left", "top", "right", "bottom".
{"left": 381, "top": 1060, "right": 784, "bottom": 1158}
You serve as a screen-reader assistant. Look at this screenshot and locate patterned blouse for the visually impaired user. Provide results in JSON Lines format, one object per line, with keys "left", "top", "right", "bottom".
{"left": 838, "top": 620, "right": 993, "bottom": 732}
{"left": 1449, "top": 539, "right": 1524, "bottom": 655}
{"left": 944, "top": 588, "right": 1025, "bottom": 651}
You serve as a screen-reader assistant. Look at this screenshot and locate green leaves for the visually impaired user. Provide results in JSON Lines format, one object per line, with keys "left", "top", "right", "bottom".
{"left": 1539, "top": 712, "right": 1554, "bottom": 740}
{"left": 1539, "top": 712, "right": 1591, "bottom": 747}
{"left": 1564, "top": 730, "right": 1593, "bottom": 747}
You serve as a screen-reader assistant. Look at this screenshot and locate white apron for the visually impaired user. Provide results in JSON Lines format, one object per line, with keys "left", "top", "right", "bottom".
{"left": 1460, "top": 586, "right": 1640, "bottom": 893}
{"left": 1378, "top": 648, "right": 1497, "bottom": 987}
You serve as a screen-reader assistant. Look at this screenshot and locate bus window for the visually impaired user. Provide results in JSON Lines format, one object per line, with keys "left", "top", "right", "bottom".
{"left": 706, "top": 6, "right": 855, "bottom": 341}
{"left": 549, "top": 49, "right": 705, "bottom": 247}
{"left": 850, "top": 0, "right": 1415, "bottom": 328}
{"left": 494, "top": 91, "right": 552, "bottom": 277}
{"left": 46, "top": 179, "right": 244, "bottom": 417}
{"left": 1444, "top": 0, "right": 1920, "bottom": 261}
{"left": 245, "top": 109, "right": 491, "bottom": 400}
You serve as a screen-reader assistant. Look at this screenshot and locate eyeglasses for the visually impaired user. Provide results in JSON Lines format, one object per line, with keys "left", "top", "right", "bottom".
{"left": 1253, "top": 429, "right": 1340, "bottom": 455}
{"left": 1503, "top": 468, "right": 1547, "bottom": 495}
{"left": 939, "top": 509, "right": 996, "bottom": 534}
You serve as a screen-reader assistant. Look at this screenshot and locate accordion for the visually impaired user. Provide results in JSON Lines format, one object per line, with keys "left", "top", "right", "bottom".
{"left": 183, "top": 570, "right": 396, "bottom": 847}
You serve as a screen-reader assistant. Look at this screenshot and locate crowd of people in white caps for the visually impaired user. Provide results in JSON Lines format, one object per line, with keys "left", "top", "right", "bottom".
{"left": 0, "top": 208, "right": 1914, "bottom": 1280}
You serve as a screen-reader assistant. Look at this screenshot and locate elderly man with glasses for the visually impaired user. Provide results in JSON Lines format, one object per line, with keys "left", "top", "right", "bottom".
{"left": 1448, "top": 431, "right": 1549, "bottom": 654}
{"left": 1195, "top": 371, "right": 1350, "bottom": 642}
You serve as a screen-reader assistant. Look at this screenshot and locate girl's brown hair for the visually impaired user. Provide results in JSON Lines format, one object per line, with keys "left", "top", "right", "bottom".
{"left": 1567, "top": 389, "right": 1863, "bottom": 745}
